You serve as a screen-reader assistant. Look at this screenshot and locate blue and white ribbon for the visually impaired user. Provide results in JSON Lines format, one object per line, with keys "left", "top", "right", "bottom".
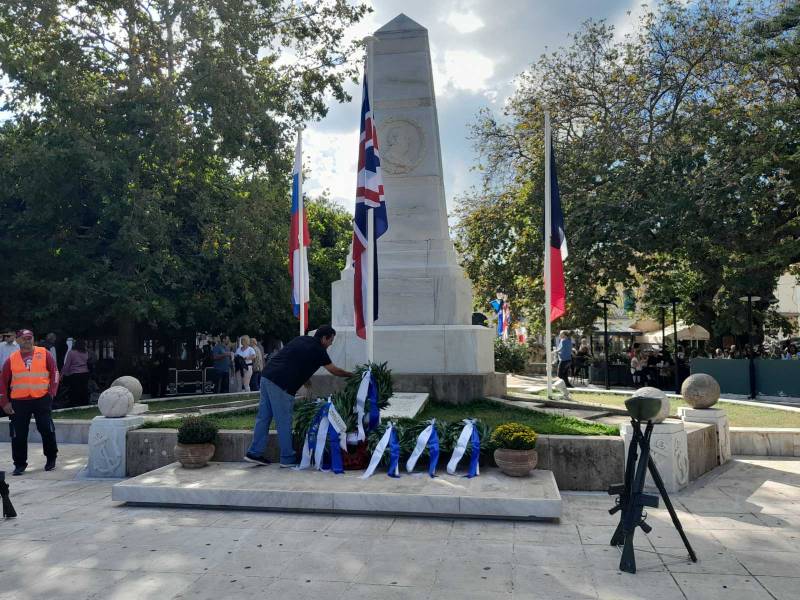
{"left": 298, "top": 398, "right": 347, "bottom": 474}
{"left": 406, "top": 419, "right": 440, "bottom": 477}
{"left": 446, "top": 419, "right": 481, "bottom": 478}
{"left": 355, "top": 368, "right": 381, "bottom": 441}
{"left": 360, "top": 422, "right": 401, "bottom": 479}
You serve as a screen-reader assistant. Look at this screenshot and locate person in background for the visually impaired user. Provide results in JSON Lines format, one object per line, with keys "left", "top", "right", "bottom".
{"left": 250, "top": 338, "right": 264, "bottom": 391}
{"left": 0, "top": 329, "right": 59, "bottom": 475}
{"left": 151, "top": 344, "right": 171, "bottom": 397}
{"left": 783, "top": 344, "right": 799, "bottom": 360}
{"left": 0, "top": 331, "right": 20, "bottom": 369}
{"left": 235, "top": 335, "right": 256, "bottom": 392}
{"left": 555, "top": 330, "right": 573, "bottom": 388}
{"left": 212, "top": 335, "right": 231, "bottom": 393}
{"left": 244, "top": 325, "right": 352, "bottom": 467}
{"left": 61, "top": 339, "right": 91, "bottom": 407}
{"left": 44, "top": 332, "right": 58, "bottom": 365}
{"left": 630, "top": 351, "right": 643, "bottom": 386}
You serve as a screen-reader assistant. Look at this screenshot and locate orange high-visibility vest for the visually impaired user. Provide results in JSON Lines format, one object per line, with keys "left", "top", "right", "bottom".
{"left": 9, "top": 347, "right": 50, "bottom": 399}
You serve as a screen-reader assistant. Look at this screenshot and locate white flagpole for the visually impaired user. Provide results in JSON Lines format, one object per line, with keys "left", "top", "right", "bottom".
{"left": 544, "top": 111, "right": 553, "bottom": 399}
{"left": 366, "top": 36, "right": 376, "bottom": 363}
{"left": 297, "top": 130, "right": 306, "bottom": 337}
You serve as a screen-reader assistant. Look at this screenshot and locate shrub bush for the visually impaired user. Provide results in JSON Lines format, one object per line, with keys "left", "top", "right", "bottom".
{"left": 494, "top": 338, "right": 528, "bottom": 373}
{"left": 177, "top": 416, "right": 218, "bottom": 444}
{"left": 490, "top": 422, "right": 537, "bottom": 450}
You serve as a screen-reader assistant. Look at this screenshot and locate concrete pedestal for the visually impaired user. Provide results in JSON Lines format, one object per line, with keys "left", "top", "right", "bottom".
{"left": 87, "top": 415, "right": 144, "bottom": 478}
{"left": 678, "top": 407, "right": 731, "bottom": 465}
{"left": 621, "top": 419, "right": 689, "bottom": 493}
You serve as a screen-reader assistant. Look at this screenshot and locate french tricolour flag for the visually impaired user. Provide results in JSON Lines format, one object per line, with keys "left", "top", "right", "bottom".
{"left": 353, "top": 71, "right": 388, "bottom": 339}
{"left": 549, "top": 139, "right": 568, "bottom": 322}
{"left": 290, "top": 133, "right": 310, "bottom": 328}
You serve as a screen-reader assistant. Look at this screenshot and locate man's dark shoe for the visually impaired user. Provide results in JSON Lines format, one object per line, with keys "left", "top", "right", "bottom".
{"left": 12, "top": 466, "right": 25, "bottom": 476}
{"left": 45, "top": 458, "right": 56, "bottom": 472}
{"left": 243, "top": 453, "right": 270, "bottom": 466}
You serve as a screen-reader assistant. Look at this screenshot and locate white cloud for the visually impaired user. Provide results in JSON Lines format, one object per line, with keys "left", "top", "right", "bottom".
{"left": 444, "top": 11, "right": 485, "bottom": 34}
{"left": 433, "top": 49, "right": 495, "bottom": 95}
{"left": 303, "top": 127, "right": 359, "bottom": 212}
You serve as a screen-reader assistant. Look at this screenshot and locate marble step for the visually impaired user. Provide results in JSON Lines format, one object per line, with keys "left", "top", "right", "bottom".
{"left": 112, "top": 462, "right": 561, "bottom": 521}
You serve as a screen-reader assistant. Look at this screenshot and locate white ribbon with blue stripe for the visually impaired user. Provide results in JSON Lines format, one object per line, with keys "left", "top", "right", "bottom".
{"left": 446, "top": 419, "right": 480, "bottom": 478}
{"left": 360, "top": 422, "right": 400, "bottom": 479}
{"left": 406, "top": 419, "right": 440, "bottom": 477}
{"left": 355, "top": 368, "right": 380, "bottom": 441}
{"left": 297, "top": 398, "right": 347, "bottom": 472}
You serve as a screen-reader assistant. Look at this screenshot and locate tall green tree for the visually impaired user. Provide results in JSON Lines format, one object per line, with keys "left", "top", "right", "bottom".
{"left": 456, "top": 0, "right": 800, "bottom": 343}
{"left": 0, "top": 1, "right": 366, "bottom": 361}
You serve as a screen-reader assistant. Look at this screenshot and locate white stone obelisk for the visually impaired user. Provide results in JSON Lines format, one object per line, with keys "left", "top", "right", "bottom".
{"left": 328, "top": 14, "right": 494, "bottom": 375}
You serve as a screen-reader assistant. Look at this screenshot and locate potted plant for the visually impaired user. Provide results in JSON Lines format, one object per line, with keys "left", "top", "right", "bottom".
{"left": 491, "top": 422, "right": 538, "bottom": 477}
{"left": 174, "top": 416, "right": 218, "bottom": 468}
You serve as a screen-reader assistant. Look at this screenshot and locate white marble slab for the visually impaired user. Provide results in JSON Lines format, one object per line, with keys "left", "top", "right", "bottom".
{"left": 112, "top": 462, "right": 561, "bottom": 520}
{"left": 381, "top": 392, "right": 429, "bottom": 419}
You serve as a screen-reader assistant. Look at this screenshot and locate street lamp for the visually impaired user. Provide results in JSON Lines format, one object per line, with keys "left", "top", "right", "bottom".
{"left": 738, "top": 294, "right": 761, "bottom": 399}
{"left": 670, "top": 297, "right": 680, "bottom": 393}
{"left": 597, "top": 296, "right": 616, "bottom": 391}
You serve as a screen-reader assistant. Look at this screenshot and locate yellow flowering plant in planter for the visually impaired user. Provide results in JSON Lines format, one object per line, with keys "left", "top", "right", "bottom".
{"left": 490, "top": 422, "right": 538, "bottom": 477}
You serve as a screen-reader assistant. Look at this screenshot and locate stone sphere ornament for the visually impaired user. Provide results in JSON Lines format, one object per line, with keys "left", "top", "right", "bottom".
{"left": 633, "top": 386, "right": 670, "bottom": 423}
{"left": 111, "top": 375, "right": 143, "bottom": 403}
{"left": 681, "top": 373, "right": 721, "bottom": 409}
{"left": 98, "top": 386, "right": 134, "bottom": 418}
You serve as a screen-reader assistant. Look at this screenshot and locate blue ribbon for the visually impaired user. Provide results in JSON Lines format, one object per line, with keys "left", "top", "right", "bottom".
{"left": 388, "top": 426, "right": 401, "bottom": 478}
{"left": 428, "top": 426, "right": 440, "bottom": 478}
{"left": 367, "top": 377, "right": 380, "bottom": 432}
{"left": 327, "top": 425, "right": 344, "bottom": 474}
{"left": 307, "top": 402, "right": 326, "bottom": 456}
{"left": 466, "top": 426, "right": 481, "bottom": 479}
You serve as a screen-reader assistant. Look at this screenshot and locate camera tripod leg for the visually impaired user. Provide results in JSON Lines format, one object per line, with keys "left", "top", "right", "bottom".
{"left": 647, "top": 457, "right": 697, "bottom": 563}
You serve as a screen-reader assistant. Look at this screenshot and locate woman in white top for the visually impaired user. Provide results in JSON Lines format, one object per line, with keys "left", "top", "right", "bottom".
{"left": 235, "top": 335, "right": 257, "bottom": 391}
{"left": 630, "top": 352, "right": 643, "bottom": 386}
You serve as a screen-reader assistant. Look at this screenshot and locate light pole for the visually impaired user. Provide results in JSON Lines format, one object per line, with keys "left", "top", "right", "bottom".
{"left": 738, "top": 294, "right": 761, "bottom": 399}
{"left": 597, "top": 297, "right": 615, "bottom": 391}
{"left": 670, "top": 297, "right": 680, "bottom": 393}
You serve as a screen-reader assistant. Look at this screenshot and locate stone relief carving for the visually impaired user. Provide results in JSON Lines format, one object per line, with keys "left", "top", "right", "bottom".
{"left": 89, "top": 428, "right": 122, "bottom": 477}
{"left": 381, "top": 118, "right": 425, "bottom": 175}
{"left": 674, "top": 439, "right": 689, "bottom": 485}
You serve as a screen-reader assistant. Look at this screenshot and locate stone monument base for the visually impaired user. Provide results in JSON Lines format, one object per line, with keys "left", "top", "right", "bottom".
{"left": 621, "top": 419, "right": 689, "bottom": 493}
{"left": 678, "top": 407, "right": 731, "bottom": 465}
{"left": 325, "top": 324, "right": 494, "bottom": 374}
{"left": 87, "top": 415, "right": 144, "bottom": 478}
{"left": 310, "top": 372, "right": 506, "bottom": 404}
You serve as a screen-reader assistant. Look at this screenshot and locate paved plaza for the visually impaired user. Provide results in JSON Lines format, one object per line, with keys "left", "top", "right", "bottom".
{"left": 0, "top": 443, "right": 798, "bottom": 599}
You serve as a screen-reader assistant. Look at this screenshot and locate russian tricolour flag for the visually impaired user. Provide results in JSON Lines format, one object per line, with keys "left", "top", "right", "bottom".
{"left": 290, "top": 133, "right": 310, "bottom": 328}
{"left": 353, "top": 71, "right": 388, "bottom": 339}
{"left": 549, "top": 139, "right": 568, "bottom": 322}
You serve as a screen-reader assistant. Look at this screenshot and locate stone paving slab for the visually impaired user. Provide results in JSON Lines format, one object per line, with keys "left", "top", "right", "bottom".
{"left": 112, "top": 461, "right": 561, "bottom": 520}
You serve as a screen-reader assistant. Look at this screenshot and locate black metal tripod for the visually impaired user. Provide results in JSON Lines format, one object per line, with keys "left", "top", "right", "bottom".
{"left": 608, "top": 418, "right": 696, "bottom": 573}
{"left": 0, "top": 472, "right": 16, "bottom": 519}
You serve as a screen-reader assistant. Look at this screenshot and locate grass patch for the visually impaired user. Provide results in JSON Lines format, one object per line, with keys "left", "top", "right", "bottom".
{"left": 142, "top": 408, "right": 258, "bottom": 430}
{"left": 418, "top": 399, "right": 618, "bottom": 436}
{"left": 53, "top": 393, "right": 259, "bottom": 420}
{"left": 141, "top": 399, "right": 619, "bottom": 436}
{"left": 534, "top": 390, "right": 800, "bottom": 428}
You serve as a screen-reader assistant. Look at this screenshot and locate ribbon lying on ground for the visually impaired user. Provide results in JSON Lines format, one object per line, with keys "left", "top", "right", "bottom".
{"left": 360, "top": 422, "right": 401, "bottom": 479}
{"left": 406, "top": 419, "right": 440, "bottom": 477}
{"left": 446, "top": 419, "right": 481, "bottom": 478}
{"left": 298, "top": 398, "right": 347, "bottom": 474}
{"left": 355, "top": 368, "right": 381, "bottom": 441}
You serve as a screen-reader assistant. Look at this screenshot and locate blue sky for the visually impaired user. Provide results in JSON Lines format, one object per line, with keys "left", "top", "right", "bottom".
{"left": 303, "top": 0, "right": 648, "bottom": 213}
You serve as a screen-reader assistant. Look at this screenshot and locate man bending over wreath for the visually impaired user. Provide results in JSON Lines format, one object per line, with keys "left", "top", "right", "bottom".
{"left": 244, "top": 325, "right": 352, "bottom": 468}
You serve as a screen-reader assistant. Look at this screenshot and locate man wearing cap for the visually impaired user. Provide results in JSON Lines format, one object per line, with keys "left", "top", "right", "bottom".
{"left": 0, "top": 329, "right": 59, "bottom": 475}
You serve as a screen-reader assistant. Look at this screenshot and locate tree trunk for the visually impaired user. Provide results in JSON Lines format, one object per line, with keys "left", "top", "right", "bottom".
{"left": 117, "top": 318, "right": 137, "bottom": 375}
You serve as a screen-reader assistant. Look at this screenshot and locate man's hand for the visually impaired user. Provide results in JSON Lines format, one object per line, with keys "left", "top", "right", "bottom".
{"left": 2, "top": 404, "right": 13, "bottom": 416}
{"left": 324, "top": 364, "right": 353, "bottom": 378}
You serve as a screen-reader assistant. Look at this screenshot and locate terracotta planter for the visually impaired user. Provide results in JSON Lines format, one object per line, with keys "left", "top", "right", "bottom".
{"left": 494, "top": 448, "right": 538, "bottom": 477}
{"left": 174, "top": 443, "right": 215, "bottom": 468}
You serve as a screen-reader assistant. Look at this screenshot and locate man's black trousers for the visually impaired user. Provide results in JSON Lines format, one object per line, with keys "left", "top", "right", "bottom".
{"left": 9, "top": 396, "right": 58, "bottom": 468}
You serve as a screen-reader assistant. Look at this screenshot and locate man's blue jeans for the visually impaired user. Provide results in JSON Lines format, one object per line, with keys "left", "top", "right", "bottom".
{"left": 248, "top": 377, "right": 296, "bottom": 465}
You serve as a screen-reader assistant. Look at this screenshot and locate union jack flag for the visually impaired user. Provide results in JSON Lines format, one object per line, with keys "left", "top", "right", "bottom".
{"left": 353, "top": 70, "right": 388, "bottom": 339}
